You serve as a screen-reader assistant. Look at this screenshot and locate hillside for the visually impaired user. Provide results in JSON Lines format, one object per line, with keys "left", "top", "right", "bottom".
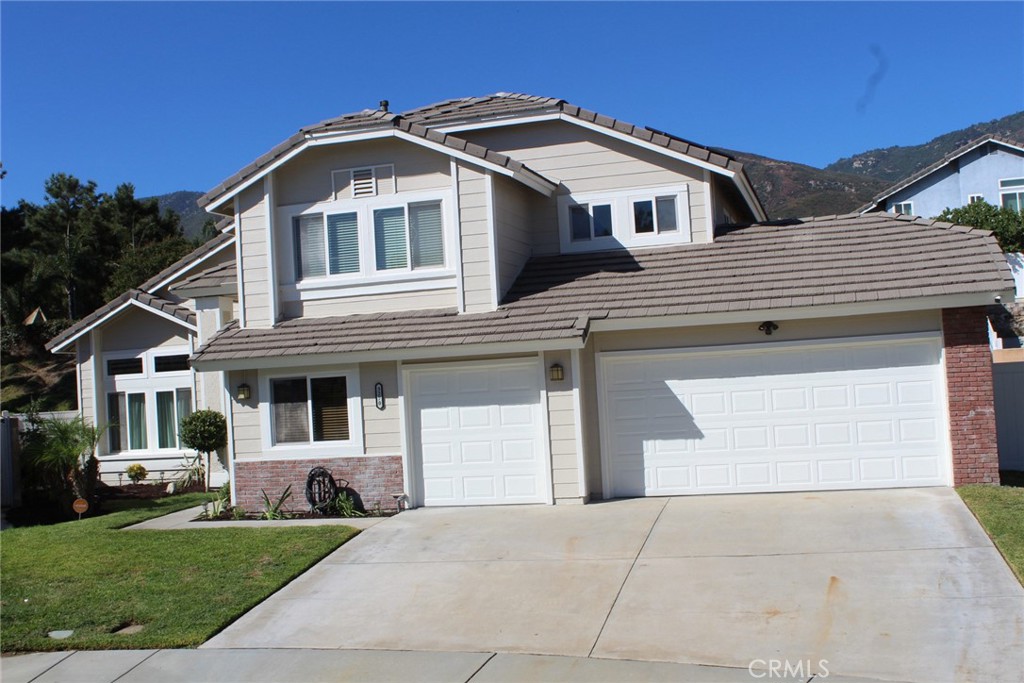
{"left": 150, "top": 190, "right": 208, "bottom": 240}
{"left": 721, "top": 149, "right": 889, "bottom": 219}
{"left": 826, "top": 111, "right": 1024, "bottom": 182}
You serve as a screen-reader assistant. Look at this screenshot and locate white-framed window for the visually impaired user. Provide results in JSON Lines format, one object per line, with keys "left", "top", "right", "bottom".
{"left": 259, "top": 367, "right": 364, "bottom": 458}
{"left": 999, "top": 178, "right": 1024, "bottom": 211}
{"left": 557, "top": 184, "right": 692, "bottom": 253}
{"left": 283, "top": 189, "right": 453, "bottom": 287}
{"left": 103, "top": 348, "right": 194, "bottom": 454}
{"left": 892, "top": 202, "right": 914, "bottom": 215}
{"left": 968, "top": 194, "right": 985, "bottom": 204}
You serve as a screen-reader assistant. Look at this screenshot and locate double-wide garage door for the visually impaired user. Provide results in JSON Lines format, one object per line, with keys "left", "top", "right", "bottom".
{"left": 599, "top": 335, "right": 949, "bottom": 497}
{"left": 409, "top": 360, "right": 547, "bottom": 506}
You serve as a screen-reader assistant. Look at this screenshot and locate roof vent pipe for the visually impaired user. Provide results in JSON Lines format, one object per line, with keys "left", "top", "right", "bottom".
{"left": 379, "top": 99, "right": 389, "bottom": 112}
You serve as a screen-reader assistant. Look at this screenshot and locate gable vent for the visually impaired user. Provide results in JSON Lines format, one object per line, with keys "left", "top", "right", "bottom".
{"left": 351, "top": 168, "right": 376, "bottom": 197}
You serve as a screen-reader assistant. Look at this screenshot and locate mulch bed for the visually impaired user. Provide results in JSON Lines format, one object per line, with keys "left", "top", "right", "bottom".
{"left": 6, "top": 482, "right": 209, "bottom": 527}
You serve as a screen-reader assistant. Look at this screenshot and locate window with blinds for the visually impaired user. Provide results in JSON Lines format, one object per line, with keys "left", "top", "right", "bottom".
{"left": 409, "top": 201, "right": 444, "bottom": 268}
{"left": 374, "top": 207, "right": 408, "bottom": 270}
{"left": 294, "top": 214, "right": 326, "bottom": 279}
{"left": 327, "top": 212, "right": 359, "bottom": 274}
{"left": 271, "top": 376, "right": 351, "bottom": 446}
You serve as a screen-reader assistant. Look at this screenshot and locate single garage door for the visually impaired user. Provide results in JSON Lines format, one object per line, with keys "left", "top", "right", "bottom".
{"left": 408, "top": 359, "right": 548, "bottom": 506}
{"left": 599, "top": 335, "right": 949, "bottom": 497}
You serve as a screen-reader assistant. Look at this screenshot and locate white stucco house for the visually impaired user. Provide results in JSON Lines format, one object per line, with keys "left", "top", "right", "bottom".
{"left": 49, "top": 94, "right": 1015, "bottom": 509}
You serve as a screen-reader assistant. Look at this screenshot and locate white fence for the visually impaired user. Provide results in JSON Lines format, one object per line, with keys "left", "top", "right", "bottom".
{"left": 994, "top": 362, "right": 1024, "bottom": 471}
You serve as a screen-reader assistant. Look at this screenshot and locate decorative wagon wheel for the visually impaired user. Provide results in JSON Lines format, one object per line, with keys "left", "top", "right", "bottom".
{"left": 305, "top": 467, "right": 339, "bottom": 514}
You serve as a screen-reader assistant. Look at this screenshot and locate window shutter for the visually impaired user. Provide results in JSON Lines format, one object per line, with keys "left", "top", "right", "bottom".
{"left": 327, "top": 212, "right": 360, "bottom": 274}
{"left": 271, "top": 379, "right": 310, "bottom": 444}
{"left": 351, "top": 168, "right": 376, "bottom": 197}
{"left": 294, "top": 215, "right": 326, "bottom": 279}
{"left": 409, "top": 201, "right": 444, "bottom": 268}
{"left": 374, "top": 207, "right": 408, "bottom": 270}
{"left": 311, "top": 377, "right": 349, "bottom": 441}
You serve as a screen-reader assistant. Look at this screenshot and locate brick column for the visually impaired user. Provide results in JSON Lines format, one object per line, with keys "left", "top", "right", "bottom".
{"left": 942, "top": 307, "right": 999, "bottom": 484}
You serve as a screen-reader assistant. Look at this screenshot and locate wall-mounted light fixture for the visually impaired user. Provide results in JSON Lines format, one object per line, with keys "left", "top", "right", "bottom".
{"left": 236, "top": 383, "right": 251, "bottom": 401}
{"left": 758, "top": 321, "right": 779, "bottom": 336}
{"left": 375, "top": 382, "right": 385, "bottom": 410}
{"left": 549, "top": 363, "right": 565, "bottom": 382}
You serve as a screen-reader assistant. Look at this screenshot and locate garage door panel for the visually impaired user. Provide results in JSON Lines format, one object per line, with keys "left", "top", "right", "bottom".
{"left": 601, "top": 337, "right": 948, "bottom": 496}
{"left": 411, "top": 361, "right": 547, "bottom": 506}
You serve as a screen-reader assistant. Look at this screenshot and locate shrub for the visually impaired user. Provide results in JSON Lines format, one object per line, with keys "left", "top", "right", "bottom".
{"left": 21, "top": 416, "right": 102, "bottom": 515}
{"left": 125, "top": 463, "right": 148, "bottom": 484}
{"left": 178, "top": 410, "right": 227, "bottom": 491}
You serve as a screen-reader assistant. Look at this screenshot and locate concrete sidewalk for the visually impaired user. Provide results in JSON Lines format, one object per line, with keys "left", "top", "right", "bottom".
{"left": 1, "top": 648, "right": 880, "bottom": 683}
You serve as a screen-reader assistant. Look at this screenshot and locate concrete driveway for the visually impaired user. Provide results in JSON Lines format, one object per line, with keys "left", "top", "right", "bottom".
{"left": 203, "top": 488, "right": 1024, "bottom": 682}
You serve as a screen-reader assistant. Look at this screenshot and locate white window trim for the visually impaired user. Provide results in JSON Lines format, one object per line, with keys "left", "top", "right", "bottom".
{"left": 331, "top": 164, "right": 394, "bottom": 200}
{"left": 102, "top": 346, "right": 194, "bottom": 455}
{"left": 278, "top": 188, "right": 457, "bottom": 299}
{"left": 557, "top": 183, "right": 692, "bottom": 253}
{"left": 258, "top": 367, "right": 364, "bottom": 459}
{"left": 967, "top": 193, "right": 985, "bottom": 204}
{"left": 892, "top": 201, "right": 914, "bottom": 215}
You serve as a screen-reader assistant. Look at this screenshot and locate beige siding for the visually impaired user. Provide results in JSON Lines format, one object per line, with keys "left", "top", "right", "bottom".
{"left": 78, "top": 334, "right": 94, "bottom": 424}
{"left": 238, "top": 184, "right": 272, "bottom": 327}
{"left": 230, "top": 370, "right": 263, "bottom": 461}
{"left": 493, "top": 174, "right": 536, "bottom": 299}
{"left": 360, "top": 362, "right": 401, "bottom": 454}
{"left": 593, "top": 310, "right": 942, "bottom": 353}
{"left": 463, "top": 120, "right": 710, "bottom": 243}
{"left": 281, "top": 288, "right": 456, "bottom": 318}
{"left": 458, "top": 163, "right": 494, "bottom": 312}
{"left": 275, "top": 138, "right": 451, "bottom": 207}
{"left": 545, "top": 350, "right": 582, "bottom": 503}
{"left": 100, "top": 307, "right": 190, "bottom": 352}
{"left": 579, "top": 341, "right": 602, "bottom": 497}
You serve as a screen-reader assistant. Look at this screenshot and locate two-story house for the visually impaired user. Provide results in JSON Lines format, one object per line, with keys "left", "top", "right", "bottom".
{"left": 50, "top": 94, "right": 1015, "bottom": 510}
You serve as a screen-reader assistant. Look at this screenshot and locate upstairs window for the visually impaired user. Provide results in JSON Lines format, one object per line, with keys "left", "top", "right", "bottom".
{"left": 294, "top": 211, "right": 361, "bottom": 279}
{"left": 374, "top": 201, "right": 445, "bottom": 271}
{"left": 1000, "top": 178, "right": 1024, "bottom": 211}
{"left": 569, "top": 203, "right": 613, "bottom": 242}
{"left": 557, "top": 184, "right": 691, "bottom": 253}
{"left": 968, "top": 194, "right": 985, "bottom": 204}
{"left": 632, "top": 196, "right": 678, "bottom": 235}
{"left": 892, "top": 202, "right": 914, "bottom": 215}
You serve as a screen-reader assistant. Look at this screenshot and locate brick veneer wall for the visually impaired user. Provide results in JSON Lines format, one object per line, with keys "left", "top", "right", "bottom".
{"left": 942, "top": 307, "right": 999, "bottom": 485}
{"left": 234, "top": 456, "right": 404, "bottom": 513}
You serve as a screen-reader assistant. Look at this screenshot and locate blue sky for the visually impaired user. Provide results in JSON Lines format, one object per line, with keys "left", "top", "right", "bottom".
{"left": 2, "top": 2, "right": 1022, "bottom": 205}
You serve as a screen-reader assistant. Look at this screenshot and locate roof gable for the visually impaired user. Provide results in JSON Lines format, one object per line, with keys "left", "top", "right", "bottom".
{"left": 859, "top": 135, "right": 1024, "bottom": 213}
{"left": 47, "top": 290, "right": 197, "bottom": 353}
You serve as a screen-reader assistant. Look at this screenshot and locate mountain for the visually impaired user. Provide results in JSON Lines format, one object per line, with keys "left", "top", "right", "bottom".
{"left": 826, "top": 111, "right": 1024, "bottom": 183}
{"left": 721, "top": 149, "right": 889, "bottom": 219}
{"left": 149, "top": 190, "right": 208, "bottom": 240}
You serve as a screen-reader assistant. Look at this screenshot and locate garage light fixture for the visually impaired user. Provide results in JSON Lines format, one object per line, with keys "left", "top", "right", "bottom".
{"left": 549, "top": 363, "right": 565, "bottom": 382}
{"left": 758, "top": 321, "right": 779, "bottom": 336}
{"left": 236, "top": 383, "right": 251, "bottom": 401}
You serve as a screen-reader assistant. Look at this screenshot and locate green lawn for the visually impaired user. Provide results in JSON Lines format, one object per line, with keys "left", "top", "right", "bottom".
{"left": 958, "top": 483, "right": 1024, "bottom": 584}
{"left": 0, "top": 494, "right": 358, "bottom": 652}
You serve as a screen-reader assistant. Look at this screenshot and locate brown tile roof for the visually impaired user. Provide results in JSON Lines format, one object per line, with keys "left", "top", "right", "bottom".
{"left": 140, "top": 229, "right": 235, "bottom": 292}
{"left": 47, "top": 290, "right": 197, "bottom": 352}
{"left": 197, "top": 108, "right": 556, "bottom": 210}
{"left": 169, "top": 259, "right": 237, "bottom": 296}
{"left": 859, "top": 135, "right": 1024, "bottom": 213}
{"left": 191, "top": 213, "right": 1012, "bottom": 365}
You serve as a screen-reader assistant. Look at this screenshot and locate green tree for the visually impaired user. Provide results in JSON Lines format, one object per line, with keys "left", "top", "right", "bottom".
{"left": 935, "top": 201, "right": 1024, "bottom": 253}
{"left": 179, "top": 410, "right": 227, "bottom": 491}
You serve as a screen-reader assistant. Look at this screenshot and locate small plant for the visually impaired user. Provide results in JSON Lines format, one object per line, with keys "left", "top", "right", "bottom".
{"left": 231, "top": 506, "right": 247, "bottom": 520}
{"left": 203, "top": 491, "right": 230, "bottom": 520}
{"left": 176, "top": 453, "right": 205, "bottom": 489}
{"left": 260, "top": 485, "right": 293, "bottom": 520}
{"left": 333, "top": 491, "right": 366, "bottom": 518}
{"left": 125, "top": 463, "right": 148, "bottom": 484}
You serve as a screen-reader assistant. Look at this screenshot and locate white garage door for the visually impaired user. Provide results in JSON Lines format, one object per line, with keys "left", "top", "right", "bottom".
{"left": 599, "top": 335, "right": 949, "bottom": 497}
{"left": 408, "top": 360, "right": 548, "bottom": 506}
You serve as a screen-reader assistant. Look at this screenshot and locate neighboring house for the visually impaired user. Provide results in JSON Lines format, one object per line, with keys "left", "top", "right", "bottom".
{"left": 858, "top": 135, "right": 1024, "bottom": 217}
{"left": 51, "top": 93, "right": 1016, "bottom": 509}
{"left": 46, "top": 224, "right": 236, "bottom": 485}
